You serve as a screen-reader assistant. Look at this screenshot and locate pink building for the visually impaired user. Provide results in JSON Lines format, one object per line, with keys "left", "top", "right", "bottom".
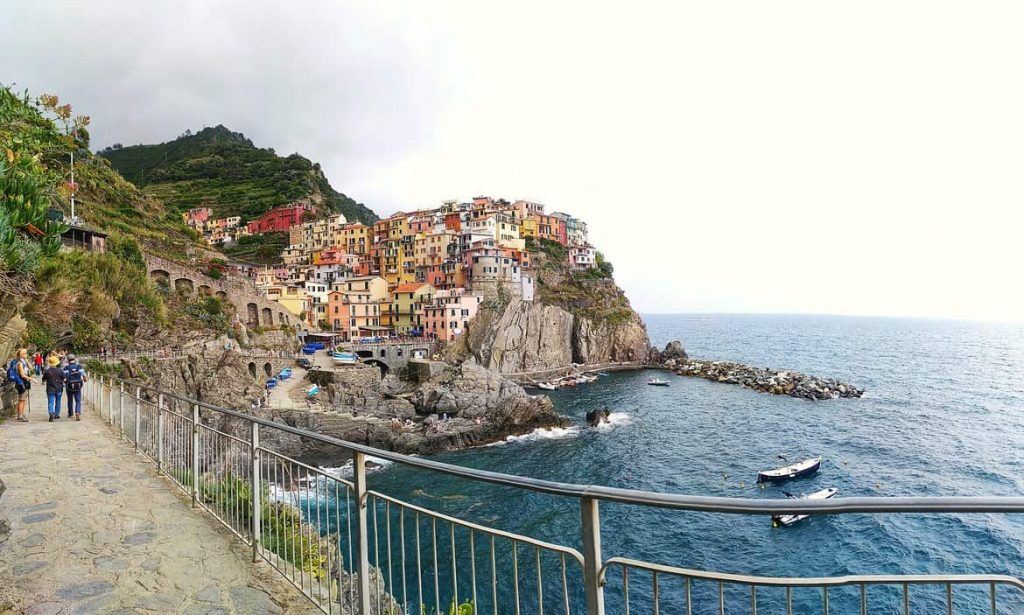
{"left": 423, "top": 289, "right": 482, "bottom": 341}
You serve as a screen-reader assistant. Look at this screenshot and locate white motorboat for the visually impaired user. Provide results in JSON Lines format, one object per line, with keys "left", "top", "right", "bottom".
{"left": 772, "top": 487, "right": 838, "bottom": 526}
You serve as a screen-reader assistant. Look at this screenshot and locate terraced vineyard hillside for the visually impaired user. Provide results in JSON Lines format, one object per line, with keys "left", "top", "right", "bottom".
{"left": 100, "top": 126, "right": 378, "bottom": 224}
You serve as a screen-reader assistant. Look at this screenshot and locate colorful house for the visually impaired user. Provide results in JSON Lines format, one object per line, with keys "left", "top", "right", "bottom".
{"left": 247, "top": 203, "right": 313, "bottom": 235}
{"left": 423, "top": 289, "right": 482, "bottom": 341}
{"left": 390, "top": 282, "right": 435, "bottom": 334}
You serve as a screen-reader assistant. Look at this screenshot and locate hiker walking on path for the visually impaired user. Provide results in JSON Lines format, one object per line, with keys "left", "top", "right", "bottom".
{"left": 8, "top": 348, "right": 32, "bottom": 422}
{"left": 33, "top": 351, "right": 43, "bottom": 376}
{"left": 42, "top": 355, "right": 66, "bottom": 422}
{"left": 63, "top": 354, "right": 87, "bottom": 421}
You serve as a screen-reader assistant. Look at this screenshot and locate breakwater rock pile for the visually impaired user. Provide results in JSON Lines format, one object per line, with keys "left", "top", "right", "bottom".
{"left": 656, "top": 342, "right": 864, "bottom": 400}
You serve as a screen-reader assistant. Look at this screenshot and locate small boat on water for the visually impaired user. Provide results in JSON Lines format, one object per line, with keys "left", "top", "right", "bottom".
{"left": 596, "top": 372, "right": 610, "bottom": 376}
{"left": 772, "top": 487, "right": 838, "bottom": 527}
{"left": 647, "top": 378, "right": 670, "bottom": 386}
{"left": 757, "top": 456, "right": 822, "bottom": 483}
{"left": 536, "top": 382, "right": 557, "bottom": 391}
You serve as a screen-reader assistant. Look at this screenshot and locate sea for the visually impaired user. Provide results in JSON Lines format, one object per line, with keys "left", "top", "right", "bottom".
{"left": 308, "top": 314, "right": 1024, "bottom": 613}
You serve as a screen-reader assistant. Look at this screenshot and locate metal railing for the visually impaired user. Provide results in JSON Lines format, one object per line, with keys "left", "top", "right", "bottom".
{"left": 86, "top": 375, "right": 1024, "bottom": 614}
{"left": 78, "top": 348, "right": 300, "bottom": 363}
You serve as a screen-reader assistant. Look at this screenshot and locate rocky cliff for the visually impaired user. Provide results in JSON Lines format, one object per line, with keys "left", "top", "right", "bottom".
{"left": 450, "top": 242, "right": 651, "bottom": 376}
{"left": 454, "top": 297, "right": 650, "bottom": 375}
{"left": 0, "top": 301, "right": 27, "bottom": 419}
{"left": 110, "top": 347, "right": 564, "bottom": 460}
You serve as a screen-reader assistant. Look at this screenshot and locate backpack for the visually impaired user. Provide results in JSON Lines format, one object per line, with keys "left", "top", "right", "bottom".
{"left": 6, "top": 359, "right": 23, "bottom": 386}
{"left": 65, "top": 364, "right": 84, "bottom": 392}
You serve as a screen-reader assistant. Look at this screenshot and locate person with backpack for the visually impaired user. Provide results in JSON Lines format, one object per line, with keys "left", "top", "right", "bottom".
{"left": 63, "top": 354, "right": 87, "bottom": 421}
{"left": 42, "top": 355, "right": 66, "bottom": 422}
{"left": 8, "top": 348, "right": 32, "bottom": 422}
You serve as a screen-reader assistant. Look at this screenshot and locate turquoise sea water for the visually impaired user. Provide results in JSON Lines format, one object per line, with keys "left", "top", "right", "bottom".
{"left": 318, "top": 314, "right": 1024, "bottom": 613}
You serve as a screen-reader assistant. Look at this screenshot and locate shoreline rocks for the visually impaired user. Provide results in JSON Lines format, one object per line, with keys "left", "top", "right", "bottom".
{"left": 657, "top": 341, "right": 864, "bottom": 401}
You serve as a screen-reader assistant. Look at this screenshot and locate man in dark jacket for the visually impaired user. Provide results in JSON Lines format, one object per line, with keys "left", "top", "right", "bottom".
{"left": 42, "top": 355, "right": 66, "bottom": 422}
{"left": 63, "top": 354, "right": 87, "bottom": 421}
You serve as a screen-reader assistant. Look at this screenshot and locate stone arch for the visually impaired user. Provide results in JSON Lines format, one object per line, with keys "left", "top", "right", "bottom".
{"left": 356, "top": 350, "right": 373, "bottom": 360}
{"left": 379, "top": 349, "right": 386, "bottom": 358}
{"left": 248, "top": 362, "right": 257, "bottom": 379}
{"left": 277, "top": 312, "right": 288, "bottom": 326}
{"left": 151, "top": 269, "right": 170, "bottom": 284}
{"left": 198, "top": 284, "right": 213, "bottom": 297}
{"left": 174, "top": 277, "right": 194, "bottom": 294}
{"left": 261, "top": 307, "right": 272, "bottom": 326}
{"left": 364, "top": 359, "right": 389, "bottom": 375}
{"left": 263, "top": 363, "right": 273, "bottom": 377}
{"left": 247, "top": 303, "right": 258, "bottom": 325}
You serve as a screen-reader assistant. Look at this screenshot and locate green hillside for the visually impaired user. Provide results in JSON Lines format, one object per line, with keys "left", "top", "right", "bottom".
{"left": 99, "top": 125, "right": 378, "bottom": 224}
{"left": 1, "top": 87, "right": 206, "bottom": 350}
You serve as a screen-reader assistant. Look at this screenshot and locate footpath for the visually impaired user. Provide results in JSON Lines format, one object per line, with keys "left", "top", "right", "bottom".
{"left": 0, "top": 385, "right": 316, "bottom": 615}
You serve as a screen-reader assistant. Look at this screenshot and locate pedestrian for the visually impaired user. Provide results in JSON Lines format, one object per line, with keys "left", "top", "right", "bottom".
{"left": 7, "top": 348, "right": 32, "bottom": 422}
{"left": 42, "top": 355, "right": 66, "bottom": 422}
{"left": 63, "top": 354, "right": 87, "bottom": 421}
{"left": 33, "top": 351, "right": 43, "bottom": 376}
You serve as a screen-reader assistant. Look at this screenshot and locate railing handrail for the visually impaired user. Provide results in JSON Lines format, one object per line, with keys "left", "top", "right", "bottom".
{"left": 600, "top": 557, "right": 1024, "bottom": 590}
{"left": 94, "top": 373, "right": 1024, "bottom": 516}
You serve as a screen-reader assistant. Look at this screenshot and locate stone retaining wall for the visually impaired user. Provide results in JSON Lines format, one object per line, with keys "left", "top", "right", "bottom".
{"left": 144, "top": 254, "right": 294, "bottom": 329}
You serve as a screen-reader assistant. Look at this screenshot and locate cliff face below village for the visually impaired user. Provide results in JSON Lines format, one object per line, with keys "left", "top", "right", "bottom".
{"left": 454, "top": 296, "right": 650, "bottom": 376}
{"left": 450, "top": 242, "right": 651, "bottom": 377}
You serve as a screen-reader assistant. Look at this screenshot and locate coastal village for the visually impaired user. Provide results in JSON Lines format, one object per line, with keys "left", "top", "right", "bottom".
{"left": 183, "top": 196, "right": 598, "bottom": 342}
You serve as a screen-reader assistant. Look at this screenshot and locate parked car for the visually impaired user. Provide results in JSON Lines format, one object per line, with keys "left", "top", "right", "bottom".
{"left": 296, "top": 358, "right": 313, "bottom": 369}
{"left": 266, "top": 377, "right": 278, "bottom": 389}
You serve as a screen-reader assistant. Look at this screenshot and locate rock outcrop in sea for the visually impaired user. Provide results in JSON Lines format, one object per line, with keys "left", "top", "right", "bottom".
{"left": 654, "top": 341, "right": 865, "bottom": 400}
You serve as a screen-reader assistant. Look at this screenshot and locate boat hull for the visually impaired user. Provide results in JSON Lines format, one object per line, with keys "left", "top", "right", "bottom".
{"left": 757, "top": 457, "right": 821, "bottom": 483}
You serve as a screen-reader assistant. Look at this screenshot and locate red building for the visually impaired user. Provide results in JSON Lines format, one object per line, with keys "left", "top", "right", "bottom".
{"left": 247, "top": 203, "right": 313, "bottom": 235}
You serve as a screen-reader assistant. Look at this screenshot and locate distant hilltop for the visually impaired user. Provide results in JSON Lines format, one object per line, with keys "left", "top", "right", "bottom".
{"left": 98, "top": 125, "right": 378, "bottom": 225}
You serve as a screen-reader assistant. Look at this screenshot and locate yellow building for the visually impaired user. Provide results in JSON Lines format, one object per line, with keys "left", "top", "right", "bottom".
{"left": 519, "top": 217, "right": 538, "bottom": 239}
{"left": 265, "top": 284, "right": 307, "bottom": 319}
{"left": 335, "top": 223, "right": 370, "bottom": 256}
{"left": 391, "top": 283, "right": 435, "bottom": 334}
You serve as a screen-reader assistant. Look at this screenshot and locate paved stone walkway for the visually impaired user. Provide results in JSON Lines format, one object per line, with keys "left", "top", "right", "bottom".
{"left": 0, "top": 387, "right": 317, "bottom": 615}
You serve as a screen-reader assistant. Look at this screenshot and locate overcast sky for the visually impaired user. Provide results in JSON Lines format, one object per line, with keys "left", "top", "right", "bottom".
{"left": 4, "top": 2, "right": 1024, "bottom": 322}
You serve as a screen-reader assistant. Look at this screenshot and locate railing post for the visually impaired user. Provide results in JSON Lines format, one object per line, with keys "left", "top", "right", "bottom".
{"left": 133, "top": 385, "right": 140, "bottom": 451}
{"left": 581, "top": 496, "right": 606, "bottom": 615}
{"left": 108, "top": 380, "right": 114, "bottom": 426}
{"left": 251, "top": 420, "right": 261, "bottom": 563}
{"left": 192, "top": 403, "right": 200, "bottom": 507}
{"left": 353, "top": 451, "right": 372, "bottom": 615}
{"left": 119, "top": 381, "right": 125, "bottom": 435}
{"left": 156, "top": 392, "right": 164, "bottom": 475}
